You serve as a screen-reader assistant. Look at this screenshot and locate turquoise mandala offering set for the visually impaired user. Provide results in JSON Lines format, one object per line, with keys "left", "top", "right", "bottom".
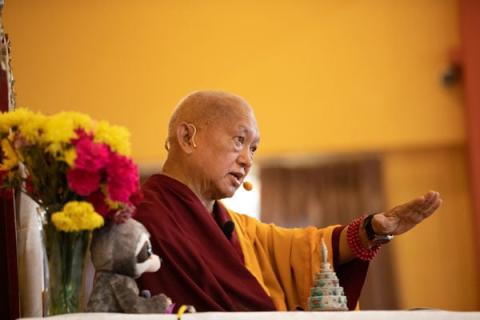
{"left": 308, "top": 239, "right": 348, "bottom": 311}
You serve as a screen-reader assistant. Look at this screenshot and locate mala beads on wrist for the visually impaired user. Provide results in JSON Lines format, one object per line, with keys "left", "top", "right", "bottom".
{"left": 346, "top": 215, "right": 380, "bottom": 261}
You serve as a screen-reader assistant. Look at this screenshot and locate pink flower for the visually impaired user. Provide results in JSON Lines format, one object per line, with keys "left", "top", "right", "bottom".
{"left": 106, "top": 152, "right": 139, "bottom": 203}
{"left": 72, "top": 128, "right": 92, "bottom": 144}
{"left": 73, "top": 130, "right": 109, "bottom": 172}
{"left": 67, "top": 169, "right": 100, "bottom": 196}
{"left": 112, "top": 205, "right": 135, "bottom": 224}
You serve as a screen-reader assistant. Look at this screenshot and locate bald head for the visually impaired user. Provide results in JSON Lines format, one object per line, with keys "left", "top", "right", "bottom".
{"left": 163, "top": 90, "right": 259, "bottom": 208}
{"left": 166, "top": 90, "right": 254, "bottom": 149}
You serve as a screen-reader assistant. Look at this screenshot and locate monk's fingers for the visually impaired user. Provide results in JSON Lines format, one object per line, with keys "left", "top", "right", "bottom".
{"left": 395, "top": 196, "right": 426, "bottom": 214}
{"left": 419, "top": 191, "right": 439, "bottom": 210}
{"left": 410, "top": 196, "right": 441, "bottom": 223}
{"left": 386, "top": 191, "right": 440, "bottom": 220}
{"left": 422, "top": 197, "right": 442, "bottom": 217}
{"left": 406, "top": 191, "right": 439, "bottom": 215}
{"left": 417, "top": 191, "right": 441, "bottom": 214}
{"left": 420, "top": 191, "right": 436, "bottom": 207}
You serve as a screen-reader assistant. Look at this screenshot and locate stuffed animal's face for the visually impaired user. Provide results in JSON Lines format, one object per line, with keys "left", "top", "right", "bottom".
{"left": 90, "top": 219, "right": 161, "bottom": 279}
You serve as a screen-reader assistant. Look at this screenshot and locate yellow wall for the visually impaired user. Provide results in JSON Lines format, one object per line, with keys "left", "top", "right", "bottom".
{"left": 384, "top": 147, "right": 478, "bottom": 310}
{"left": 4, "top": 0, "right": 477, "bottom": 311}
{"left": 4, "top": 0, "right": 463, "bottom": 163}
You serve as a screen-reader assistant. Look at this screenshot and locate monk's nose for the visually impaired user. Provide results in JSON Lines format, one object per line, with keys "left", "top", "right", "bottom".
{"left": 238, "top": 148, "right": 253, "bottom": 168}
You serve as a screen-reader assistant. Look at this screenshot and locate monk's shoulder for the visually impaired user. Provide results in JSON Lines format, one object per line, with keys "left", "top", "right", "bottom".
{"left": 135, "top": 177, "right": 176, "bottom": 226}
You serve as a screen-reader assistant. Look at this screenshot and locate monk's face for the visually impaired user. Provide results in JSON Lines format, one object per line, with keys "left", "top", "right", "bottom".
{"left": 193, "top": 105, "right": 259, "bottom": 200}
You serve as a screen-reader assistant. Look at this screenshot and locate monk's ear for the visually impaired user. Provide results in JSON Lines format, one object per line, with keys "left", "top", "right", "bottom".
{"left": 176, "top": 122, "right": 197, "bottom": 154}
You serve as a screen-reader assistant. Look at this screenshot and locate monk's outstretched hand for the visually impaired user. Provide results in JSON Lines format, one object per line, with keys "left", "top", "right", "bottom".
{"left": 372, "top": 191, "right": 442, "bottom": 236}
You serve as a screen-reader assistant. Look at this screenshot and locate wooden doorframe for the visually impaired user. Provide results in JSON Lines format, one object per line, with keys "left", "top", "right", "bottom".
{"left": 458, "top": 0, "right": 480, "bottom": 305}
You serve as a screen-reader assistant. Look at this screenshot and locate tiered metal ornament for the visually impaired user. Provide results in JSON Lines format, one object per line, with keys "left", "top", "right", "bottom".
{"left": 308, "top": 237, "right": 348, "bottom": 311}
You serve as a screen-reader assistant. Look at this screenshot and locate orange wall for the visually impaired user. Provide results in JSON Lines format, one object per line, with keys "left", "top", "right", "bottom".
{"left": 5, "top": 0, "right": 477, "bottom": 311}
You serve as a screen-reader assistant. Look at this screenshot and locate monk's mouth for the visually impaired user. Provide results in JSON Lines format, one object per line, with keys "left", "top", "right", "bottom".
{"left": 229, "top": 172, "right": 243, "bottom": 185}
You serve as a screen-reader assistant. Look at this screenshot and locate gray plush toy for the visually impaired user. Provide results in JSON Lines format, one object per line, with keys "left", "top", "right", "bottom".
{"left": 87, "top": 218, "right": 173, "bottom": 313}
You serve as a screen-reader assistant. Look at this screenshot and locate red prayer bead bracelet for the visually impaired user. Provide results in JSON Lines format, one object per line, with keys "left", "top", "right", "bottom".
{"left": 346, "top": 215, "right": 381, "bottom": 261}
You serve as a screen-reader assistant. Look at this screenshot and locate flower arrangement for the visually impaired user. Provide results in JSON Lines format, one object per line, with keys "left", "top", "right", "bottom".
{"left": 0, "top": 108, "right": 142, "bottom": 314}
{"left": 0, "top": 108, "right": 142, "bottom": 228}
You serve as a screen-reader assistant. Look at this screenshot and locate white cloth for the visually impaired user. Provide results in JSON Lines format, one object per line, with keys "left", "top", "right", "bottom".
{"left": 17, "top": 193, "right": 44, "bottom": 317}
{"left": 19, "top": 311, "right": 480, "bottom": 320}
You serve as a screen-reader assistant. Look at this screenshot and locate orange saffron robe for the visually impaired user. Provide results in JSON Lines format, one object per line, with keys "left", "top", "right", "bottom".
{"left": 228, "top": 210, "right": 338, "bottom": 311}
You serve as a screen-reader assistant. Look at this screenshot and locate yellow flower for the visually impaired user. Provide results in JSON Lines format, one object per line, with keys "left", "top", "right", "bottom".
{"left": 51, "top": 201, "right": 104, "bottom": 232}
{"left": 105, "top": 196, "right": 121, "bottom": 210}
{"left": 0, "top": 139, "right": 19, "bottom": 170}
{"left": 46, "top": 144, "right": 77, "bottom": 166}
{"left": 0, "top": 108, "right": 44, "bottom": 139}
{"left": 64, "top": 111, "right": 94, "bottom": 132}
{"left": 18, "top": 112, "right": 46, "bottom": 143}
{"left": 41, "top": 111, "right": 93, "bottom": 145}
{"left": 62, "top": 148, "right": 77, "bottom": 166}
{"left": 46, "top": 142, "right": 64, "bottom": 157}
{"left": 94, "top": 121, "right": 131, "bottom": 156}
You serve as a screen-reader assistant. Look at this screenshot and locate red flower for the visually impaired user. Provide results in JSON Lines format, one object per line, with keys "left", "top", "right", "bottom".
{"left": 67, "top": 169, "right": 100, "bottom": 196}
{"left": 129, "top": 189, "right": 144, "bottom": 207}
{"left": 106, "top": 152, "right": 139, "bottom": 203}
{"left": 86, "top": 190, "right": 110, "bottom": 217}
{"left": 25, "top": 176, "right": 36, "bottom": 196}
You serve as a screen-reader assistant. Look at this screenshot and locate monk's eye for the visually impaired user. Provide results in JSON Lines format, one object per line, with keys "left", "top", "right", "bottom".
{"left": 250, "top": 145, "right": 257, "bottom": 154}
{"left": 233, "top": 136, "right": 245, "bottom": 147}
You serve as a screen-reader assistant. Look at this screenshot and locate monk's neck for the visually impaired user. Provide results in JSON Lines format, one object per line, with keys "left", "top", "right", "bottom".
{"left": 162, "top": 161, "right": 215, "bottom": 213}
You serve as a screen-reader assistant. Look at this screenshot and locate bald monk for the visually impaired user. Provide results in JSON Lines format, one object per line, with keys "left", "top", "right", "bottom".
{"left": 135, "top": 91, "right": 442, "bottom": 311}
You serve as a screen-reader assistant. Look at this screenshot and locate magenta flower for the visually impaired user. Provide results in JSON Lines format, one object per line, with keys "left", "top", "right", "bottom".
{"left": 106, "top": 152, "right": 139, "bottom": 203}
{"left": 67, "top": 169, "right": 100, "bottom": 196}
{"left": 73, "top": 130, "right": 109, "bottom": 172}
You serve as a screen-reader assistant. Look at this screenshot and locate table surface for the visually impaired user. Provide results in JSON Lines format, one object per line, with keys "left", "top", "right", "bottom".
{"left": 21, "top": 310, "right": 480, "bottom": 320}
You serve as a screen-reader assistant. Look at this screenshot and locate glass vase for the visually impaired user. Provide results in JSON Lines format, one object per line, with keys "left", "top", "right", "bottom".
{"left": 43, "top": 221, "right": 90, "bottom": 315}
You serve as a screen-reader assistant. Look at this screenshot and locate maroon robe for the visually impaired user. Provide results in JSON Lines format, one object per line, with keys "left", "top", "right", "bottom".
{"left": 135, "top": 174, "right": 275, "bottom": 311}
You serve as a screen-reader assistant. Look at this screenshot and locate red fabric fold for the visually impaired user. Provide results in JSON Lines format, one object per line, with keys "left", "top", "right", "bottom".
{"left": 212, "top": 202, "right": 245, "bottom": 263}
{"left": 332, "top": 225, "right": 370, "bottom": 310}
